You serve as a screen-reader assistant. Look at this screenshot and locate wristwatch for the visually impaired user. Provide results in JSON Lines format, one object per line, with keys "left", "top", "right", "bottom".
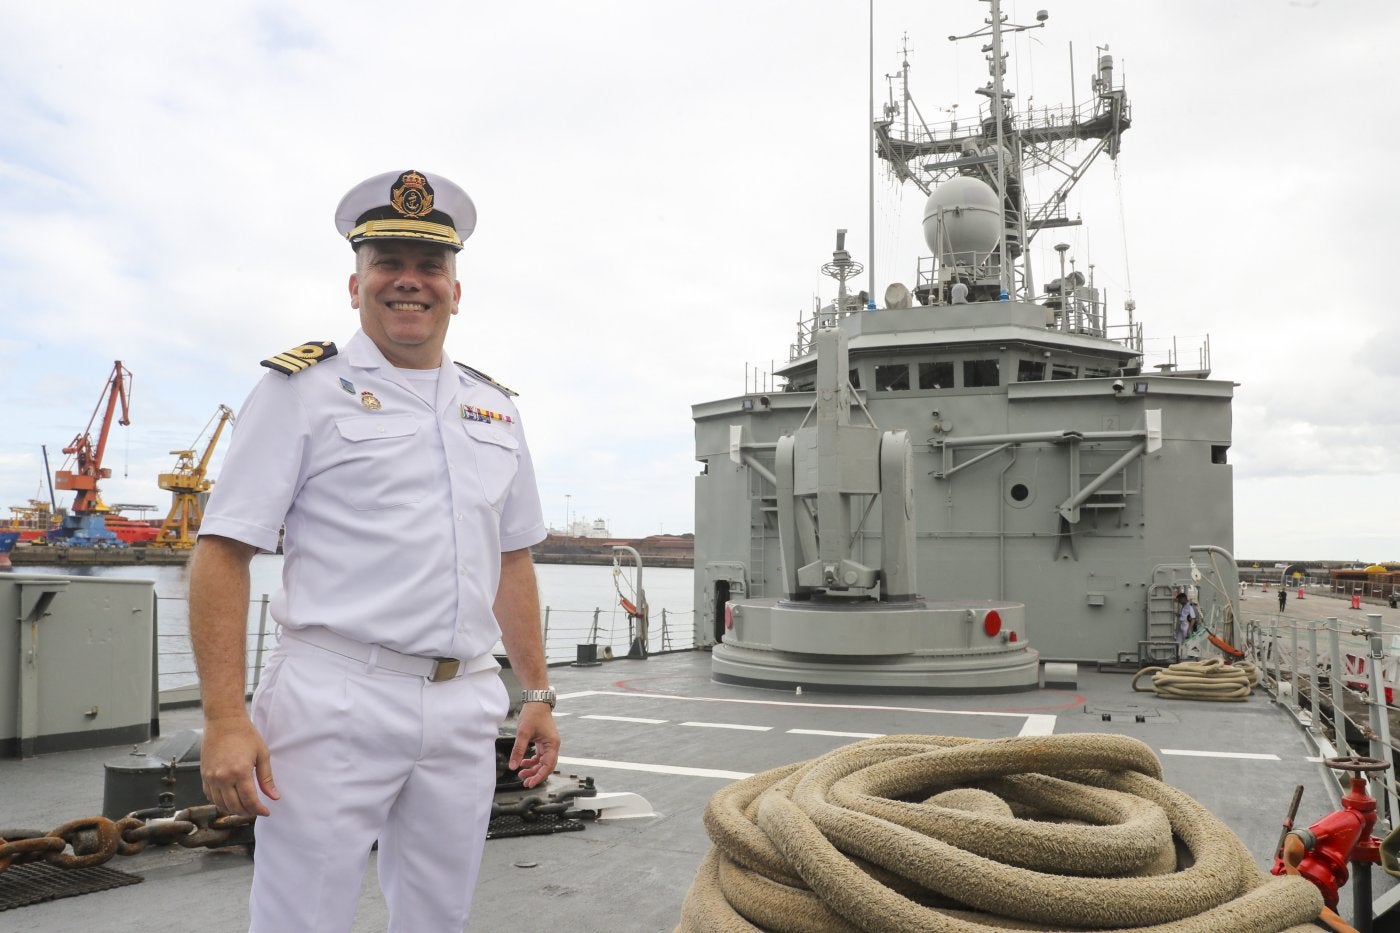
{"left": 521, "top": 688, "right": 557, "bottom": 710}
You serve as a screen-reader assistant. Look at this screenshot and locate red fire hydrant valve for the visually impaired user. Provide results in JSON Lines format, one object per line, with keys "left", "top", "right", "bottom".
{"left": 1271, "top": 755, "right": 1388, "bottom": 909}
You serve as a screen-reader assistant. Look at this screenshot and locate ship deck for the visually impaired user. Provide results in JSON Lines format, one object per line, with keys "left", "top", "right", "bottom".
{"left": 5, "top": 594, "right": 1399, "bottom": 931}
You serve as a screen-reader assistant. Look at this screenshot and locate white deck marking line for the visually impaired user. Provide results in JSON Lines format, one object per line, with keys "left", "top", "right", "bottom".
{"left": 1159, "top": 748, "right": 1281, "bottom": 761}
{"left": 788, "top": 728, "right": 884, "bottom": 739}
{"left": 558, "top": 756, "right": 752, "bottom": 781}
{"left": 680, "top": 721, "right": 772, "bottom": 732}
{"left": 1018, "top": 716, "right": 1057, "bottom": 736}
{"left": 564, "top": 690, "right": 1057, "bottom": 737}
{"left": 580, "top": 714, "right": 669, "bottom": 724}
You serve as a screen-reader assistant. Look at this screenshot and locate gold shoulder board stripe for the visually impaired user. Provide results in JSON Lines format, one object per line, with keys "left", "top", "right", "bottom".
{"left": 261, "top": 341, "right": 339, "bottom": 376}
{"left": 454, "top": 361, "right": 517, "bottom": 397}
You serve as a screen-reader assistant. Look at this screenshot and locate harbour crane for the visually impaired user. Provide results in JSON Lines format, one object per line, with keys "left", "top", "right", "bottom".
{"left": 51, "top": 361, "right": 132, "bottom": 545}
{"left": 151, "top": 404, "right": 235, "bottom": 549}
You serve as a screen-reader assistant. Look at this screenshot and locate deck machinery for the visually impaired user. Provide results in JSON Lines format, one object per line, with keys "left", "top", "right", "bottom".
{"left": 691, "top": 2, "right": 1239, "bottom": 692}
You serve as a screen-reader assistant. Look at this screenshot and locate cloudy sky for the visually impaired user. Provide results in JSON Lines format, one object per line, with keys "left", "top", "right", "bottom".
{"left": 1, "top": 1, "right": 1395, "bottom": 562}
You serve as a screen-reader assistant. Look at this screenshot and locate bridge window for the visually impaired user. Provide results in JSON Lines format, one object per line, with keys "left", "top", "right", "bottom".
{"left": 918, "top": 361, "right": 954, "bottom": 390}
{"left": 1051, "top": 363, "right": 1079, "bottom": 380}
{"left": 1017, "top": 359, "right": 1046, "bottom": 382}
{"left": 875, "top": 363, "right": 911, "bottom": 391}
{"left": 963, "top": 359, "right": 1000, "bottom": 388}
{"left": 848, "top": 368, "right": 861, "bottom": 389}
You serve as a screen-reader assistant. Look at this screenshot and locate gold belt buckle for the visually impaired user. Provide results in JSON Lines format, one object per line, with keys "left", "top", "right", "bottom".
{"left": 428, "top": 657, "right": 461, "bottom": 682}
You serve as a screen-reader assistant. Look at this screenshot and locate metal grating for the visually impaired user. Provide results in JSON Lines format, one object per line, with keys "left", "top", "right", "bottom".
{"left": 486, "top": 812, "right": 586, "bottom": 840}
{"left": 0, "top": 862, "right": 143, "bottom": 911}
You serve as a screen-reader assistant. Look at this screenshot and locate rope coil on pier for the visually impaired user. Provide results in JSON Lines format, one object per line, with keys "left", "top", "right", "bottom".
{"left": 1132, "top": 659, "right": 1260, "bottom": 702}
{"left": 675, "top": 733, "right": 1323, "bottom": 932}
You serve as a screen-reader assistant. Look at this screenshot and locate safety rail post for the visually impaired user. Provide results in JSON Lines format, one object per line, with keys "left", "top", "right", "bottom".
{"left": 250, "top": 594, "right": 271, "bottom": 693}
{"left": 1289, "top": 620, "right": 1301, "bottom": 713}
{"left": 588, "top": 609, "right": 600, "bottom": 646}
{"left": 1327, "top": 618, "right": 1349, "bottom": 759}
{"left": 1306, "top": 621, "right": 1320, "bottom": 735}
{"left": 1362, "top": 613, "right": 1398, "bottom": 830}
{"left": 1268, "top": 621, "right": 1282, "bottom": 702}
{"left": 542, "top": 606, "right": 551, "bottom": 645}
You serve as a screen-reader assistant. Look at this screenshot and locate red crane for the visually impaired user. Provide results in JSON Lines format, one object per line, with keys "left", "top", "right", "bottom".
{"left": 54, "top": 361, "right": 133, "bottom": 515}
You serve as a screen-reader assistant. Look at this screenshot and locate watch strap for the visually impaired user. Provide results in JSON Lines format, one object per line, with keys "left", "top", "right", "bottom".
{"left": 521, "top": 688, "right": 556, "bottom": 709}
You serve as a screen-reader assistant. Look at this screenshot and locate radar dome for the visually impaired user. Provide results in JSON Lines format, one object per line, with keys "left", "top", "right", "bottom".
{"left": 922, "top": 176, "right": 1000, "bottom": 261}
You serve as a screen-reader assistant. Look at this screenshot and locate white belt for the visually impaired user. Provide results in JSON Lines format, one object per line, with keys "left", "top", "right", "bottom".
{"left": 281, "top": 626, "right": 497, "bottom": 682}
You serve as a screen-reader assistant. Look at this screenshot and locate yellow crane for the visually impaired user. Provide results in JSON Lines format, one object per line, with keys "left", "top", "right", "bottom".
{"left": 151, "top": 404, "right": 235, "bottom": 549}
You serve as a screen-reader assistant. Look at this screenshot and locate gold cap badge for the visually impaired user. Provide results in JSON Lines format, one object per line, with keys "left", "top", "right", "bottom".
{"left": 389, "top": 171, "right": 434, "bottom": 219}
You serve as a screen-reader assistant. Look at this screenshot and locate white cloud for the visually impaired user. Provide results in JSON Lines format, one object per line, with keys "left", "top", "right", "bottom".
{"left": 1, "top": 0, "right": 1397, "bottom": 562}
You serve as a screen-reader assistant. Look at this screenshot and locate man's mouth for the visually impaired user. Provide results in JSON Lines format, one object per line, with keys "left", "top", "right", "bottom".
{"left": 388, "top": 302, "right": 429, "bottom": 312}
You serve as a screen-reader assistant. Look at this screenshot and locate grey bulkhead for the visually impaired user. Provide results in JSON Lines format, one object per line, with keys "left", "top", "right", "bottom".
{"left": 692, "top": 303, "right": 1236, "bottom": 665}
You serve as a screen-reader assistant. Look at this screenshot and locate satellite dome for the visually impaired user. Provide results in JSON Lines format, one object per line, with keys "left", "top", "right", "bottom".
{"left": 922, "top": 176, "right": 1000, "bottom": 261}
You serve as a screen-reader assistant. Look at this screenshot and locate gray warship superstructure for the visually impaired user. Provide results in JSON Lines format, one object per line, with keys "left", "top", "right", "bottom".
{"left": 692, "top": 2, "right": 1238, "bottom": 691}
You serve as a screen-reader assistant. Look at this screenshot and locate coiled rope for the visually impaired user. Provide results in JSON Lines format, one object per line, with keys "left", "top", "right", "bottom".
{"left": 676, "top": 733, "right": 1323, "bottom": 932}
{"left": 1133, "top": 659, "right": 1260, "bottom": 702}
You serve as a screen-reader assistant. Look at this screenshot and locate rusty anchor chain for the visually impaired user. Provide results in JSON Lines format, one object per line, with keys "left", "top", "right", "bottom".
{"left": 0, "top": 805, "right": 255, "bottom": 875}
{"left": 2, "top": 762, "right": 600, "bottom": 876}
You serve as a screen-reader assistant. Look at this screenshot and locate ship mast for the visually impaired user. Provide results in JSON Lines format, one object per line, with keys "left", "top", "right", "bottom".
{"left": 951, "top": 0, "right": 1043, "bottom": 300}
{"left": 873, "top": 2, "right": 1131, "bottom": 303}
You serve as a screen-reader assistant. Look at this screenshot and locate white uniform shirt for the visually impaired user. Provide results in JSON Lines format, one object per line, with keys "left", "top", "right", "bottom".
{"left": 201, "top": 329, "right": 547, "bottom": 660}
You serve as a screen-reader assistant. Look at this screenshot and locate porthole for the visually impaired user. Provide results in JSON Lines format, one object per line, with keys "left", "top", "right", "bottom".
{"left": 1006, "top": 481, "right": 1035, "bottom": 509}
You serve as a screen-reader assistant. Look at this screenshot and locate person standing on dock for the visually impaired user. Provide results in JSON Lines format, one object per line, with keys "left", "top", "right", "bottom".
{"left": 189, "top": 169, "right": 558, "bottom": 932}
{"left": 1278, "top": 586, "right": 1287, "bottom": 612}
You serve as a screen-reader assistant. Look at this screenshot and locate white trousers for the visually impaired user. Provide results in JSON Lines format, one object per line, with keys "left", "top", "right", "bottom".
{"left": 248, "top": 636, "right": 508, "bottom": 932}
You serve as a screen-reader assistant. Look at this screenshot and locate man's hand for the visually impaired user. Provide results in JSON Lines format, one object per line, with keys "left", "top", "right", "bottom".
{"left": 201, "top": 715, "right": 279, "bottom": 817}
{"left": 508, "top": 703, "right": 560, "bottom": 789}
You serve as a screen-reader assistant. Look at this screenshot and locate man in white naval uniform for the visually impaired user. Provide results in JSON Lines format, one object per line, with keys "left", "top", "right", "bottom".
{"left": 189, "top": 168, "right": 559, "bottom": 932}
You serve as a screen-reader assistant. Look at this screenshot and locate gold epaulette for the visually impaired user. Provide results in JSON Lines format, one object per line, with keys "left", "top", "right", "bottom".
{"left": 261, "top": 341, "right": 339, "bottom": 375}
{"left": 454, "top": 361, "right": 517, "bottom": 396}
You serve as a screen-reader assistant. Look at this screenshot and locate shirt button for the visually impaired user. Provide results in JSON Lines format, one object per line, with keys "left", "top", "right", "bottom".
{"left": 456, "top": 513, "right": 463, "bottom": 521}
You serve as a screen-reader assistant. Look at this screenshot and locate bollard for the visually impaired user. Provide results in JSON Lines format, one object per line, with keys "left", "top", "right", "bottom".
{"left": 1353, "top": 594, "right": 1363, "bottom": 610}
{"left": 1299, "top": 586, "right": 1306, "bottom": 600}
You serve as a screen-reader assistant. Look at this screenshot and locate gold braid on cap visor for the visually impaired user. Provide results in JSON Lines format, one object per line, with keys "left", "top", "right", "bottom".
{"left": 347, "top": 218, "right": 463, "bottom": 248}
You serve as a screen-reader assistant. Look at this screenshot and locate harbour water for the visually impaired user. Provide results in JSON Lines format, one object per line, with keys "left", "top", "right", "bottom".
{"left": 14, "top": 557, "right": 696, "bottom": 689}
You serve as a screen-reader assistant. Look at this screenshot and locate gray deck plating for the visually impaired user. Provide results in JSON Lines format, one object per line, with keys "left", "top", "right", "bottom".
{"left": 0, "top": 646, "right": 1383, "bottom": 932}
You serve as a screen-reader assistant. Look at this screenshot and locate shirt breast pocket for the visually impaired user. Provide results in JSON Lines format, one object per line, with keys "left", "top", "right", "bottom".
{"left": 334, "top": 414, "right": 428, "bottom": 510}
{"left": 462, "top": 422, "right": 519, "bottom": 511}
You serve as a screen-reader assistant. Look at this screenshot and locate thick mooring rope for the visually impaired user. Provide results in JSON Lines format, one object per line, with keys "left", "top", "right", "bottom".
{"left": 1133, "top": 658, "right": 1259, "bottom": 702}
{"left": 675, "top": 733, "right": 1323, "bottom": 932}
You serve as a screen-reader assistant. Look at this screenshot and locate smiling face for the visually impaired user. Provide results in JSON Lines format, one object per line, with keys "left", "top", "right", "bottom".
{"left": 349, "top": 240, "right": 461, "bottom": 369}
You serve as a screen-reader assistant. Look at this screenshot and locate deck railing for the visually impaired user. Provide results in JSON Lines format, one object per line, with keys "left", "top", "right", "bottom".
{"left": 1248, "top": 609, "right": 1400, "bottom": 830}
{"left": 155, "top": 594, "right": 697, "bottom": 696}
